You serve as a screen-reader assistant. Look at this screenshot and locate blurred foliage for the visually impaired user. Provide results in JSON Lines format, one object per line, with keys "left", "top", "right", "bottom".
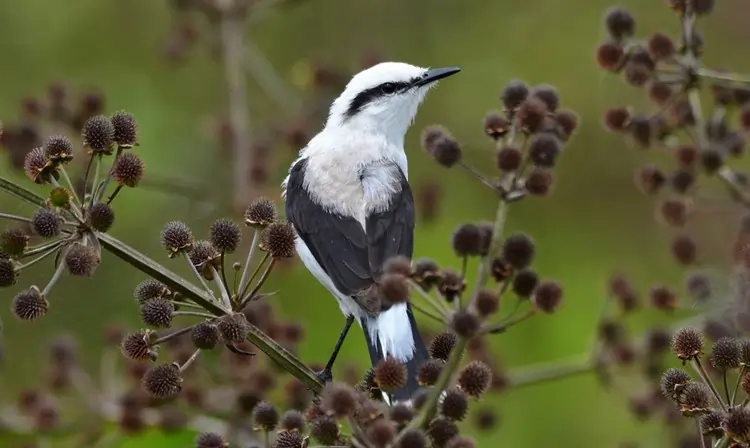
{"left": 1, "top": 0, "right": 750, "bottom": 446}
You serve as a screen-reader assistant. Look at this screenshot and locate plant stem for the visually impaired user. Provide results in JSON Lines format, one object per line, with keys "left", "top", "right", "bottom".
{"left": 696, "top": 418, "right": 706, "bottom": 448}
{"left": 97, "top": 147, "right": 122, "bottom": 204}
{"left": 482, "top": 308, "right": 536, "bottom": 334}
{"left": 17, "top": 247, "right": 61, "bottom": 271}
{"left": 408, "top": 280, "right": 448, "bottom": 318}
{"left": 698, "top": 68, "right": 750, "bottom": 86}
{"left": 58, "top": 166, "right": 81, "bottom": 206}
{"left": 409, "top": 301, "right": 445, "bottom": 324}
{"left": 178, "top": 349, "right": 201, "bottom": 372}
{"left": 20, "top": 238, "right": 67, "bottom": 258}
{"left": 239, "top": 258, "right": 276, "bottom": 308}
{"left": 42, "top": 255, "right": 67, "bottom": 296}
{"left": 185, "top": 257, "right": 219, "bottom": 306}
{"left": 209, "top": 265, "right": 232, "bottom": 309}
{"left": 0, "top": 212, "right": 31, "bottom": 223}
{"left": 174, "top": 311, "right": 217, "bottom": 319}
{"left": 505, "top": 354, "right": 593, "bottom": 388}
{"left": 151, "top": 325, "right": 196, "bottom": 346}
{"left": 692, "top": 358, "right": 727, "bottom": 411}
{"left": 239, "top": 251, "right": 268, "bottom": 302}
{"left": 89, "top": 155, "right": 102, "bottom": 209}
{"left": 237, "top": 229, "right": 260, "bottom": 296}
{"left": 731, "top": 366, "right": 746, "bottom": 405}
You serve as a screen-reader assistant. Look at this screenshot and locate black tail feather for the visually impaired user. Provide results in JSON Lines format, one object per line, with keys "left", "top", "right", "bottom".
{"left": 362, "top": 303, "right": 429, "bottom": 403}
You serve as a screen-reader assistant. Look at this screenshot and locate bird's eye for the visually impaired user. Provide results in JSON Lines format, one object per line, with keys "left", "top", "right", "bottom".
{"left": 380, "top": 83, "right": 397, "bottom": 95}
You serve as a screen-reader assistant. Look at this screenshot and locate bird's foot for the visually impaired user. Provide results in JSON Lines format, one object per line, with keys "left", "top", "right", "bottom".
{"left": 315, "top": 369, "right": 333, "bottom": 383}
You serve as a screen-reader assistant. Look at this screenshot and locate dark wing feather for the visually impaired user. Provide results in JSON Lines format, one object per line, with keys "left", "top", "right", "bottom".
{"left": 285, "top": 157, "right": 415, "bottom": 314}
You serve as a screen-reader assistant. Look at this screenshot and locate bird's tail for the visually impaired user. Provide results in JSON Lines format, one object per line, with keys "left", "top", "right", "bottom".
{"left": 363, "top": 302, "right": 429, "bottom": 404}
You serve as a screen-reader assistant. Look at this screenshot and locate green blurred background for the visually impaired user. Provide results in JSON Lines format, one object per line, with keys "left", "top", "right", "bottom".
{"left": 1, "top": 0, "right": 749, "bottom": 446}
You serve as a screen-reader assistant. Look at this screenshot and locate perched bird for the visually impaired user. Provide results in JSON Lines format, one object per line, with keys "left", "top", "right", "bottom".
{"left": 283, "top": 62, "right": 460, "bottom": 402}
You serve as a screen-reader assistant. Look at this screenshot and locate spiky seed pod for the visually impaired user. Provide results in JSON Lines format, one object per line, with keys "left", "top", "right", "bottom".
{"left": 48, "top": 187, "right": 71, "bottom": 209}
{"left": 532, "top": 280, "right": 563, "bottom": 313}
{"left": 740, "top": 339, "right": 750, "bottom": 366}
{"left": 140, "top": 298, "right": 175, "bottom": 328}
{"left": 649, "top": 285, "right": 677, "bottom": 311}
{"left": 321, "top": 382, "right": 357, "bottom": 418}
{"left": 457, "top": 361, "right": 492, "bottom": 398}
{"left": 64, "top": 243, "right": 100, "bottom": 277}
{"left": 438, "top": 269, "right": 466, "bottom": 301}
{"left": 217, "top": 312, "right": 250, "bottom": 343}
{"left": 501, "top": 233, "right": 535, "bottom": 270}
{"left": 418, "top": 359, "right": 444, "bottom": 386}
{"left": 43, "top": 135, "right": 74, "bottom": 164}
{"left": 389, "top": 403, "right": 414, "bottom": 427}
{"left": 483, "top": 112, "right": 509, "bottom": 140}
{"left": 512, "top": 269, "right": 539, "bottom": 298}
{"left": 528, "top": 133, "right": 562, "bottom": 168}
{"left": 121, "top": 330, "right": 154, "bottom": 361}
{"left": 134, "top": 279, "right": 171, "bottom": 303}
{"left": 161, "top": 221, "right": 194, "bottom": 256}
{"left": 603, "top": 107, "right": 631, "bottom": 132}
{"left": 191, "top": 322, "right": 219, "bottom": 349}
{"left": 0, "top": 258, "right": 17, "bottom": 287}
{"left": 671, "top": 327, "right": 704, "bottom": 360}
{"left": 111, "top": 111, "right": 138, "bottom": 148}
{"left": 279, "top": 409, "right": 305, "bottom": 432}
{"left": 209, "top": 218, "right": 241, "bottom": 253}
{"left": 701, "top": 410, "right": 725, "bottom": 438}
{"left": 595, "top": 42, "right": 624, "bottom": 72}
{"left": 0, "top": 228, "right": 29, "bottom": 256}
{"left": 413, "top": 257, "right": 441, "bottom": 289}
{"left": 724, "top": 407, "right": 750, "bottom": 442}
{"left": 421, "top": 126, "right": 462, "bottom": 168}
{"left": 680, "top": 381, "right": 711, "bottom": 413}
{"left": 82, "top": 115, "right": 115, "bottom": 153}
{"left": 252, "top": 401, "right": 279, "bottom": 431}
{"left": 397, "top": 429, "right": 428, "bottom": 448}
{"left": 428, "top": 417, "right": 459, "bottom": 448}
{"left": 273, "top": 430, "right": 305, "bottom": 448}
{"left": 430, "top": 331, "right": 458, "bottom": 361}
{"left": 89, "top": 202, "right": 115, "bottom": 232}
{"left": 373, "top": 356, "right": 407, "bottom": 391}
{"left": 553, "top": 109, "right": 579, "bottom": 139}
{"left": 450, "top": 310, "right": 480, "bottom": 338}
{"left": 383, "top": 255, "right": 413, "bottom": 277}
{"left": 474, "top": 290, "right": 500, "bottom": 317}
{"left": 440, "top": 388, "right": 469, "bottom": 421}
{"left": 244, "top": 197, "right": 277, "bottom": 227}
{"left": 11, "top": 287, "right": 48, "bottom": 321}
{"left": 142, "top": 363, "right": 182, "bottom": 399}
{"left": 496, "top": 145, "right": 523, "bottom": 172}
{"left": 516, "top": 97, "right": 547, "bottom": 134}
{"left": 366, "top": 419, "right": 396, "bottom": 448}
{"left": 500, "top": 80, "right": 529, "bottom": 110}
{"left": 530, "top": 84, "right": 559, "bottom": 113}
{"left": 112, "top": 152, "right": 144, "bottom": 187}
{"left": 451, "top": 223, "right": 482, "bottom": 257}
{"left": 195, "top": 432, "right": 228, "bottom": 448}
{"left": 24, "top": 147, "right": 54, "bottom": 184}
{"left": 604, "top": 6, "right": 635, "bottom": 39}
{"left": 260, "top": 222, "right": 296, "bottom": 258}
{"left": 32, "top": 209, "right": 63, "bottom": 238}
{"left": 188, "top": 240, "right": 220, "bottom": 268}
{"left": 711, "top": 337, "right": 741, "bottom": 370}
{"left": 310, "top": 415, "right": 340, "bottom": 445}
{"left": 379, "top": 273, "right": 409, "bottom": 304}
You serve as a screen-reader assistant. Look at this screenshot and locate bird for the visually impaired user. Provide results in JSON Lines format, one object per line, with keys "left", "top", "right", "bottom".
{"left": 282, "top": 61, "right": 460, "bottom": 403}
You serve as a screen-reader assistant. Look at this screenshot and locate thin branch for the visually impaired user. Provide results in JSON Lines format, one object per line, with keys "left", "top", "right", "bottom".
{"left": 244, "top": 38, "right": 300, "bottom": 113}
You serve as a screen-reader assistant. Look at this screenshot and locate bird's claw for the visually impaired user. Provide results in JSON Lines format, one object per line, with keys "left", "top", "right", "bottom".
{"left": 315, "top": 369, "right": 333, "bottom": 383}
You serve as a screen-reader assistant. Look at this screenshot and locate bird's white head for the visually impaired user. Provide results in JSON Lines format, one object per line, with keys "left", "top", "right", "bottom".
{"left": 325, "top": 62, "right": 461, "bottom": 141}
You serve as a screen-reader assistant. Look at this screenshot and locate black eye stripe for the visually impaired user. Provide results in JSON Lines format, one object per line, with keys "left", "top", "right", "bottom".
{"left": 344, "top": 81, "right": 412, "bottom": 119}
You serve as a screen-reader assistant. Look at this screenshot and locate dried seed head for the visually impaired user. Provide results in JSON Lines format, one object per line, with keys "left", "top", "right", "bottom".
{"left": 528, "top": 133, "right": 562, "bottom": 168}
{"left": 142, "top": 363, "right": 182, "bottom": 399}
{"left": 389, "top": 402, "right": 414, "bottom": 427}
{"left": 500, "top": 80, "right": 529, "bottom": 110}
{"left": 373, "top": 356, "right": 407, "bottom": 391}
{"left": 603, "top": 107, "right": 631, "bottom": 132}
{"left": 474, "top": 290, "right": 500, "bottom": 318}
{"left": 501, "top": 233, "right": 535, "bottom": 270}
{"left": 516, "top": 97, "right": 547, "bottom": 134}
{"left": 367, "top": 418, "right": 397, "bottom": 448}
{"left": 121, "top": 330, "right": 154, "bottom": 361}
{"left": 681, "top": 381, "right": 711, "bottom": 411}
{"left": 413, "top": 258, "right": 440, "bottom": 288}
{"left": 458, "top": 361, "right": 492, "bottom": 398}
{"left": 310, "top": 415, "right": 340, "bottom": 445}
{"left": 635, "top": 165, "right": 666, "bottom": 195}
{"left": 218, "top": 312, "right": 250, "bottom": 343}
{"left": 596, "top": 42, "right": 624, "bottom": 71}
{"left": 244, "top": 197, "right": 276, "bottom": 228}
{"left": 32, "top": 208, "right": 63, "bottom": 238}
{"left": 260, "top": 221, "right": 297, "bottom": 258}
{"left": 111, "top": 111, "right": 138, "bottom": 148}
{"left": 512, "top": 268, "right": 539, "bottom": 297}
{"left": 675, "top": 144, "right": 699, "bottom": 168}
{"left": 64, "top": 243, "right": 100, "bottom": 277}
{"left": 553, "top": 109, "right": 579, "bottom": 139}
{"left": 253, "top": 401, "right": 279, "bottom": 431}
{"left": 11, "top": 287, "right": 48, "bottom": 321}
{"left": 724, "top": 407, "right": 750, "bottom": 442}
{"left": 660, "top": 368, "right": 691, "bottom": 401}
{"left": 685, "top": 272, "right": 712, "bottom": 302}
{"left": 397, "top": 429, "right": 428, "bottom": 448}
{"left": 669, "top": 168, "right": 695, "bottom": 194}
{"left": 321, "top": 382, "right": 357, "bottom": 418}
{"left": 604, "top": 6, "right": 635, "bottom": 39}
{"left": 43, "top": 135, "right": 73, "bottom": 163}
{"left": 113, "top": 152, "right": 144, "bottom": 187}
{"left": 279, "top": 409, "right": 305, "bottom": 432}
{"left": 195, "top": 431, "right": 228, "bottom": 448}
{"left": 450, "top": 310, "right": 480, "bottom": 338}
{"left": 647, "top": 32, "right": 675, "bottom": 60}
{"left": 483, "top": 112, "right": 509, "bottom": 140}
{"left": 428, "top": 417, "right": 459, "bottom": 447}
{"left": 24, "top": 147, "right": 54, "bottom": 184}
{"left": 648, "top": 81, "right": 674, "bottom": 105}
{"left": 191, "top": 322, "right": 219, "bottom": 349}
{"left": 532, "top": 280, "right": 563, "bottom": 313}
{"left": 140, "top": 298, "right": 174, "bottom": 328}
{"left": 383, "top": 255, "right": 413, "bottom": 277}
{"left": 161, "top": 221, "right": 193, "bottom": 256}
{"left": 440, "top": 388, "right": 469, "bottom": 421}
{"left": 495, "top": 145, "right": 523, "bottom": 172}
{"left": 209, "top": 218, "right": 241, "bottom": 253}
{"left": 671, "top": 327, "right": 704, "bottom": 360}
{"left": 0, "top": 257, "right": 17, "bottom": 288}
{"left": 525, "top": 169, "right": 554, "bottom": 196}
{"left": 628, "top": 115, "right": 653, "bottom": 146}
{"left": 451, "top": 223, "right": 482, "bottom": 257}
{"left": 418, "top": 359, "right": 444, "bottom": 386}
{"left": 701, "top": 148, "right": 723, "bottom": 174}
{"left": 648, "top": 285, "right": 677, "bottom": 311}
{"left": 0, "top": 228, "right": 29, "bottom": 257}
{"left": 379, "top": 273, "right": 409, "bottom": 305}
{"left": 422, "top": 127, "right": 462, "bottom": 168}
{"left": 134, "top": 279, "right": 171, "bottom": 303}
{"left": 657, "top": 197, "right": 691, "bottom": 228}
{"left": 88, "top": 202, "right": 115, "bottom": 232}
{"left": 701, "top": 410, "right": 725, "bottom": 438}
{"left": 671, "top": 233, "right": 697, "bottom": 265}
{"left": 82, "top": 115, "right": 115, "bottom": 153}
{"left": 274, "top": 430, "right": 305, "bottom": 448}
{"left": 446, "top": 436, "right": 475, "bottom": 448}
{"left": 530, "top": 84, "right": 559, "bottom": 113}
{"left": 430, "top": 331, "right": 458, "bottom": 361}
{"left": 711, "top": 337, "right": 741, "bottom": 370}
{"left": 438, "top": 269, "right": 466, "bottom": 301}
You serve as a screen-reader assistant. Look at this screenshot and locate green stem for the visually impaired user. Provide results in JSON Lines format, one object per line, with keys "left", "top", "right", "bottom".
{"left": 42, "top": 255, "right": 67, "bottom": 296}
{"left": 0, "top": 177, "right": 46, "bottom": 208}
{"left": 185, "top": 257, "right": 219, "bottom": 307}
{"left": 731, "top": 366, "right": 745, "bottom": 406}
{"left": 239, "top": 258, "right": 276, "bottom": 308}
{"left": 174, "top": 310, "right": 216, "bottom": 319}
{"left": 692, "top": 358, "right": 727, "bottom": 411}
{"left": 17, "top": 246, "right": 61, "bottom": 271}
{"left": 58, "top": 166, "right": 81, "bottom": 206}
{"left": 151, "top": 325, "right": 197, "bottom": 346}
{"left": 20, "top": 238, "right": 67, "bottom": 258}
{"left": 408, "top": 280, "right": 449, "bottom": 319}
{"left": 697, "top": 68, "right": 750, "bottom": 86}
{"left": 238, "top": 251, "right": 268, "bottom": 301}
{"left": 0, "top": 212, "right": 31, "bottom": 223}
{"left": 481, "top": 308, "right": 536, "bottom": 334}
{"left": 97, "top": 147, "right": 122, "bottom": 204}
{"left": 505, "top": 354, "right": 593, "bottom": 388}
{"left": 209, "top": 265, "right": 232, "bottom": 309}
{"left": 237, "top": 229, "right": 260, "bottom": 295}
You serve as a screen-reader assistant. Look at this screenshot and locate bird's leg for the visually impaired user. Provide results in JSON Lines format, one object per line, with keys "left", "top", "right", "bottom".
{"left": 316, "top": 315, "right": 355, "bottom": 383}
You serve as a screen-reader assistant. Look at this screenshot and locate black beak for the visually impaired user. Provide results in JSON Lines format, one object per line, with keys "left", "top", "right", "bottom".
{"left": 413, "top": 66, "right": 461, "bottom": 87}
